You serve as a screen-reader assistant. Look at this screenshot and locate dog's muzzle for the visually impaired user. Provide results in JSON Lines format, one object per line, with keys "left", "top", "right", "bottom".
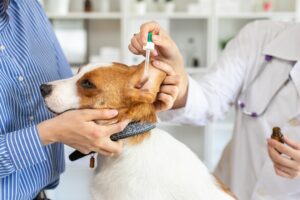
{"left": 40, "top": 84, "right": 52, "bottom": 98}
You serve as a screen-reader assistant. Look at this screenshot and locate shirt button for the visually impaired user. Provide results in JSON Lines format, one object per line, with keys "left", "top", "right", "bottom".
{"left": 29, "top": 116, "right": 34, "bottom": 121}
{"left": 18, "top": 76, "right": 24, "bottom": 81}
{"left": 0, "top": 45, "right": 5, "bottom": 51}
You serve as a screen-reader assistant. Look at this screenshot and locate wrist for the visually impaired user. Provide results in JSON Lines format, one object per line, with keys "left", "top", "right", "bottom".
{"left": 173, "top": 76, "right": 189, "bottom": 109}
{"left": 37, "top": 118, "right": 61, "bottom": 145}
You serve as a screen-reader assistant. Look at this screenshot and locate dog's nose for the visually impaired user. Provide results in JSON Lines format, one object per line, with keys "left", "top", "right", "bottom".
{"left": 40, "top": 84, "right": 52, "bottom": 98}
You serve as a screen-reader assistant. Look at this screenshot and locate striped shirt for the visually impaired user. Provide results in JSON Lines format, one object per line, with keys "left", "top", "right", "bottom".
{"left": 0, "top": 0, "right": 72, "bottom": 199}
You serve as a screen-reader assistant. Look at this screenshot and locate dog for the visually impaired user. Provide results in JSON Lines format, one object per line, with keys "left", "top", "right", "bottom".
{"left": 40, "top": 62, "right": 236, "bottom": 200}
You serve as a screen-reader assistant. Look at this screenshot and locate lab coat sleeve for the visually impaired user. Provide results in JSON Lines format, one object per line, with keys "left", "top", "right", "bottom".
{"left": 159, "top": 21, "right": 261, "bottom": 125}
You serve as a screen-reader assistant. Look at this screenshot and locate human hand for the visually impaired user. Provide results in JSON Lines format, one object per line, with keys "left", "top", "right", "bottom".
{"left": 38, "top": 109, "right": 130, "bottom": 156}
{"left": 129, "top": 21, "right": 189, "bottom": 108}
{"left": 267, "top": 136, "right": 300, "bottom": 179}
{"left": 152, "top": 60, "right": 180, "bottom": 112}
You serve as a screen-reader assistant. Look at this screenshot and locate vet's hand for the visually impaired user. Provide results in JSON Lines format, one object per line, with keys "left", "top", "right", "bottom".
{"left": 268, "top": 136, "right": 300, "bottom": 179}
{"left": 38, "top": 109, "right": 130, "bottom": 156}
{"left": 129, "top": 21, "right": 189, "bottom": 109}
{"left": 152, "top": 61, "right": 180, "bottom": 112}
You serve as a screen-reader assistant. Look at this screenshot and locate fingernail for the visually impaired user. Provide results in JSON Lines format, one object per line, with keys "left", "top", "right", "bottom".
{"left": 153, "top": 61, "right": 160, "bottom": 66}
{"left": 153, "top": 49, "right": 158, "bottom": 56}
{"left": 152, "top": 35, "right": 159, "bottom": 42}
{"left": 110, "top": 110, "right": 118, "bottom": 116}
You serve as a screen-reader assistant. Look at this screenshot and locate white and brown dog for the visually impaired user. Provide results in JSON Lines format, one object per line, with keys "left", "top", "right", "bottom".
{"left": 40, "top": 62, "right": 236, "bottom": 200}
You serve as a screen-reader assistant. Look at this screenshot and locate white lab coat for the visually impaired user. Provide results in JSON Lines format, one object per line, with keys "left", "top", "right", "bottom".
{"left": 159, "top": 20, "right": 300, "bottom": 200}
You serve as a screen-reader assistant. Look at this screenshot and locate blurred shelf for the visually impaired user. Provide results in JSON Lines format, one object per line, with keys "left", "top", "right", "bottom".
{"left": 47, "top": 12, "right": 122, "bottom": 19}
{"left": 157, "top": 121, "right": 204, "bottom": 128}
{"left": 217, "top": 12, "right": 296, "bottom": 19}
{"left": 129, "top": 12, "right": 210, "bottom": 19}
{"left": 186, "top": 67, "right": 209, "bottom": 75}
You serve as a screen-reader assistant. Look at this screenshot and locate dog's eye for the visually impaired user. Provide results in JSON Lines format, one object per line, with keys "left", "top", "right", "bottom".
{"left": 81, "top": 79, "right": 96, "bottom": 89}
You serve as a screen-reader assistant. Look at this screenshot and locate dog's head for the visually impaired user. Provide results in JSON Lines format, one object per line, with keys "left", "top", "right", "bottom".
{"left": 40, "top": 62, "right": 166, "bottom": 123}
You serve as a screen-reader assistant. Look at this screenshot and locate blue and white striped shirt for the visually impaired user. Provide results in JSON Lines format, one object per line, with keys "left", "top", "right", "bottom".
{"left": 0, "top": 0, "right": 72, "bottom": 199}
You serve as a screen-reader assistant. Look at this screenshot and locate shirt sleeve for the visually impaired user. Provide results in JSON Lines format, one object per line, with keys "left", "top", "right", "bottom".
{"left": 0, "top": 126, "right": 47, "bottom": 178}
{"left": 159, "top": 21, "right": 262, "bottom": 125}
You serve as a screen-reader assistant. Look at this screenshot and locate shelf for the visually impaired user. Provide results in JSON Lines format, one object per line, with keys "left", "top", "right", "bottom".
{"left": 129, "top": 12, "right": 210, "bottom": 19}
{"left": 47, "top": 12, "right": 122, "bottom": 19}
{"left": 217, "top": 12, "right": 296, "bottom": 19}
{"left": 186, "top": 67, "right": 210, "bottom": 75}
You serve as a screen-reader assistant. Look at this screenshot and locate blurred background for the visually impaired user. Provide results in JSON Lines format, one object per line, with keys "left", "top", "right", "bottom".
{"left": 39, "top": 0, "right": 298, "bottom": 199}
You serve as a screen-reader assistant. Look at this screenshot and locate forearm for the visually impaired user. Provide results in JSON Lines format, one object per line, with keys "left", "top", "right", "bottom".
{"left": 158, "top": 77, "right": 210, "bottom": 126}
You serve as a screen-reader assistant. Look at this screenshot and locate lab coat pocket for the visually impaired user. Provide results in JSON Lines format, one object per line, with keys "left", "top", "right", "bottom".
{"left": 252, "top": 159, "right": 300, "bottom": 200}
{"left": 239, "top": 59, "right": 292, "bottom": 117}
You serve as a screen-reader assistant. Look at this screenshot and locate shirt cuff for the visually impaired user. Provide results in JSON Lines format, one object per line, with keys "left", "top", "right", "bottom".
{"left": 158, "top": 76, "right": 209, "bottom": 125}
{"left": 5, "top": 126, "right": 47, "bottom": 171}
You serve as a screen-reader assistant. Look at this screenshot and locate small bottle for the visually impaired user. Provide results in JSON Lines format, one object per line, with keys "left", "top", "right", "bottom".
{"left": 84, "top": 0, "right": 92, "bottom": 12}
{"left": 186, "top": 38, "right": 200, "bottom": 68}
{"left": 271, "top": 127, "right": 285, "bottom": 144}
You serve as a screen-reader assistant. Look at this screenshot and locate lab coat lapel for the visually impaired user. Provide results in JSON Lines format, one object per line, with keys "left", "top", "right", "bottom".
{"left": 263, "top": 24, "right": 300, "bottom": 62}
{"left": 289, "top": 61, "right": 300, "bottom": 98}
{"left": 240, "top": 59, "right": 292, "bottom": 116}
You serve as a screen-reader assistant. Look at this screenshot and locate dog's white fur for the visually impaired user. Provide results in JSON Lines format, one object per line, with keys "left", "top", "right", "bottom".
{"left": 92, "top": 129, "right": 234, "bottom": 200}
{"left": 43, "top": 64, "right": 235, "bottom": 200}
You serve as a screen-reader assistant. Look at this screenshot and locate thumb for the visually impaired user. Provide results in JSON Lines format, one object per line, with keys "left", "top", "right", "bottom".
{"left": 152, "top": 34, "right": 172, "bottom": 49}
{"left": 140, "top": 21, "right": 161, "bottom": 44}
{"left": 82, "top": 109, "right": 118, "bottom": 121}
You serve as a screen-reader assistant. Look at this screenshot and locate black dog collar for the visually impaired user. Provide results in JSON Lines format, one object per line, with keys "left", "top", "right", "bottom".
{"left": 69, "top": 122, "right": 156, "bottom": 161}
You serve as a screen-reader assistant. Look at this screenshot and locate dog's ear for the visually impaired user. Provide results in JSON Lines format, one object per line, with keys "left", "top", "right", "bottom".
{"left": 125, "top": 61, "right": 166, "bottom": 104}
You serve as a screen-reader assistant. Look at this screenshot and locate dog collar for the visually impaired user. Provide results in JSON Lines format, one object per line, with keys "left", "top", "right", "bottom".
{"left": 69, "top": 122, "right": 156, "bottom": 162}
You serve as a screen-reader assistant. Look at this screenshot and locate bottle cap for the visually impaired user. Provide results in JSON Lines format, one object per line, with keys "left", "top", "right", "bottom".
{"left": 147, "top": 32, "right": 153, "bottom": 43}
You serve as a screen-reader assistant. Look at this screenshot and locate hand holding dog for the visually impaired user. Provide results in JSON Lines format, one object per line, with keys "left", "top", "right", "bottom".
{"left": 268, "top": 136, "right": 300, "bottom": 179}
{"left": 151, "top": 60, "right": 180, "bottom": 112}
{"left": 38, "top": 109, "right": 129, "bottom": 156}
{"left": 129, "top": 21, "right": 189, "bottom": 109}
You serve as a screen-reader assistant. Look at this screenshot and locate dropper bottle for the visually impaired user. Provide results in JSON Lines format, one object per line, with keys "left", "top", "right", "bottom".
{"left": 142, "top": 33, "right": 155, "bottom": 82}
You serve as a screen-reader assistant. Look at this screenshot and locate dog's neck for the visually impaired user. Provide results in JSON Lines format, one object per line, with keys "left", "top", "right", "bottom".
{"left": 118, "top": 103, "right": 157, "bottom": 145}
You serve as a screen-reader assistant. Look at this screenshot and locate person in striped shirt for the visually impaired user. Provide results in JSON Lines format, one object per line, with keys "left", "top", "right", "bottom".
{"left": 0, "top": 0, "right": 130, "bottom": 199}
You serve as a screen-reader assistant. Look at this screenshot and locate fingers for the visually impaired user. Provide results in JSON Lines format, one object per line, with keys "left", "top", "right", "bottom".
{"left": 99, "top": 140, "right": 123, "bottom": 155}
{"left": 140, "top": 21, "right": 161, "bottom": 44}
{"left": 274, "top": 163, "right": 299, "bottom": 179}
{"left": 98, "top": 120, "right": 130, "bottom": 137}
{"left": 152, "top": 60, "right": 176, "bottom": 76}
{"left": 159, "top": 85, "right": 179, "bottom": 99}
{"left": 163, "top": 75, "right": 181, "bottom": 85}
{"left": 81, "top": 109, "right": 118, "bottom": 121}
{"left": 128, "top": 44, "right": 140, "bottom": 55}
{"left": 152, "top": 34, "right": 172, "bottom": 49}
{"left": 129, "top": 33, "right": 158, "bottom": 56}
{"left": 131, "top": 34, "right": 144, "bottom": 51}
{"left": 284, "top": 136, "right": 300, "bottom": 150}
{"left": 268, "top": 145, "right": 298, "bottom": 169}
{"left": 154, "top": 93, "right": 174, "bottom": 112}
{"left": 268, "top": 138, "right": 299, "bottom": 160}
{"left": 274, "top": 164, "right": 293, "bottom": 179}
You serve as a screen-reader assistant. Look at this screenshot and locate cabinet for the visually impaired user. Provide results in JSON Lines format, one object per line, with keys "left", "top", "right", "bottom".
{"left": 45, "top": 0, "right": 297, "bottom": 198}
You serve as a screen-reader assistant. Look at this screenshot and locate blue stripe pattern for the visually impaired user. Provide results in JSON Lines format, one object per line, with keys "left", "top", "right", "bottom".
{"left": 0, "top": 0, "right": 72, "bottom": 199}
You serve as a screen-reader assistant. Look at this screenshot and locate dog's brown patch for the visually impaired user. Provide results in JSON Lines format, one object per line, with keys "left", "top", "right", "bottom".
{"left": 76, "top": 62, "right": 166, "bottom": 145}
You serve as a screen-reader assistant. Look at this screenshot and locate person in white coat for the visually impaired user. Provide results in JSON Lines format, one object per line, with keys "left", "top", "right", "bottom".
{"left": 129, "top": 20, "right": 300, "bottom": 200}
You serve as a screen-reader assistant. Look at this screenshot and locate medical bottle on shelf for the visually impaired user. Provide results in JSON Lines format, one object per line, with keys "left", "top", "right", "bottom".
{"left": 84, "top": 0, "right": 92, "bottom": 12}
{"left": 186, "top": 37, "right": 200, "bottom": 68}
